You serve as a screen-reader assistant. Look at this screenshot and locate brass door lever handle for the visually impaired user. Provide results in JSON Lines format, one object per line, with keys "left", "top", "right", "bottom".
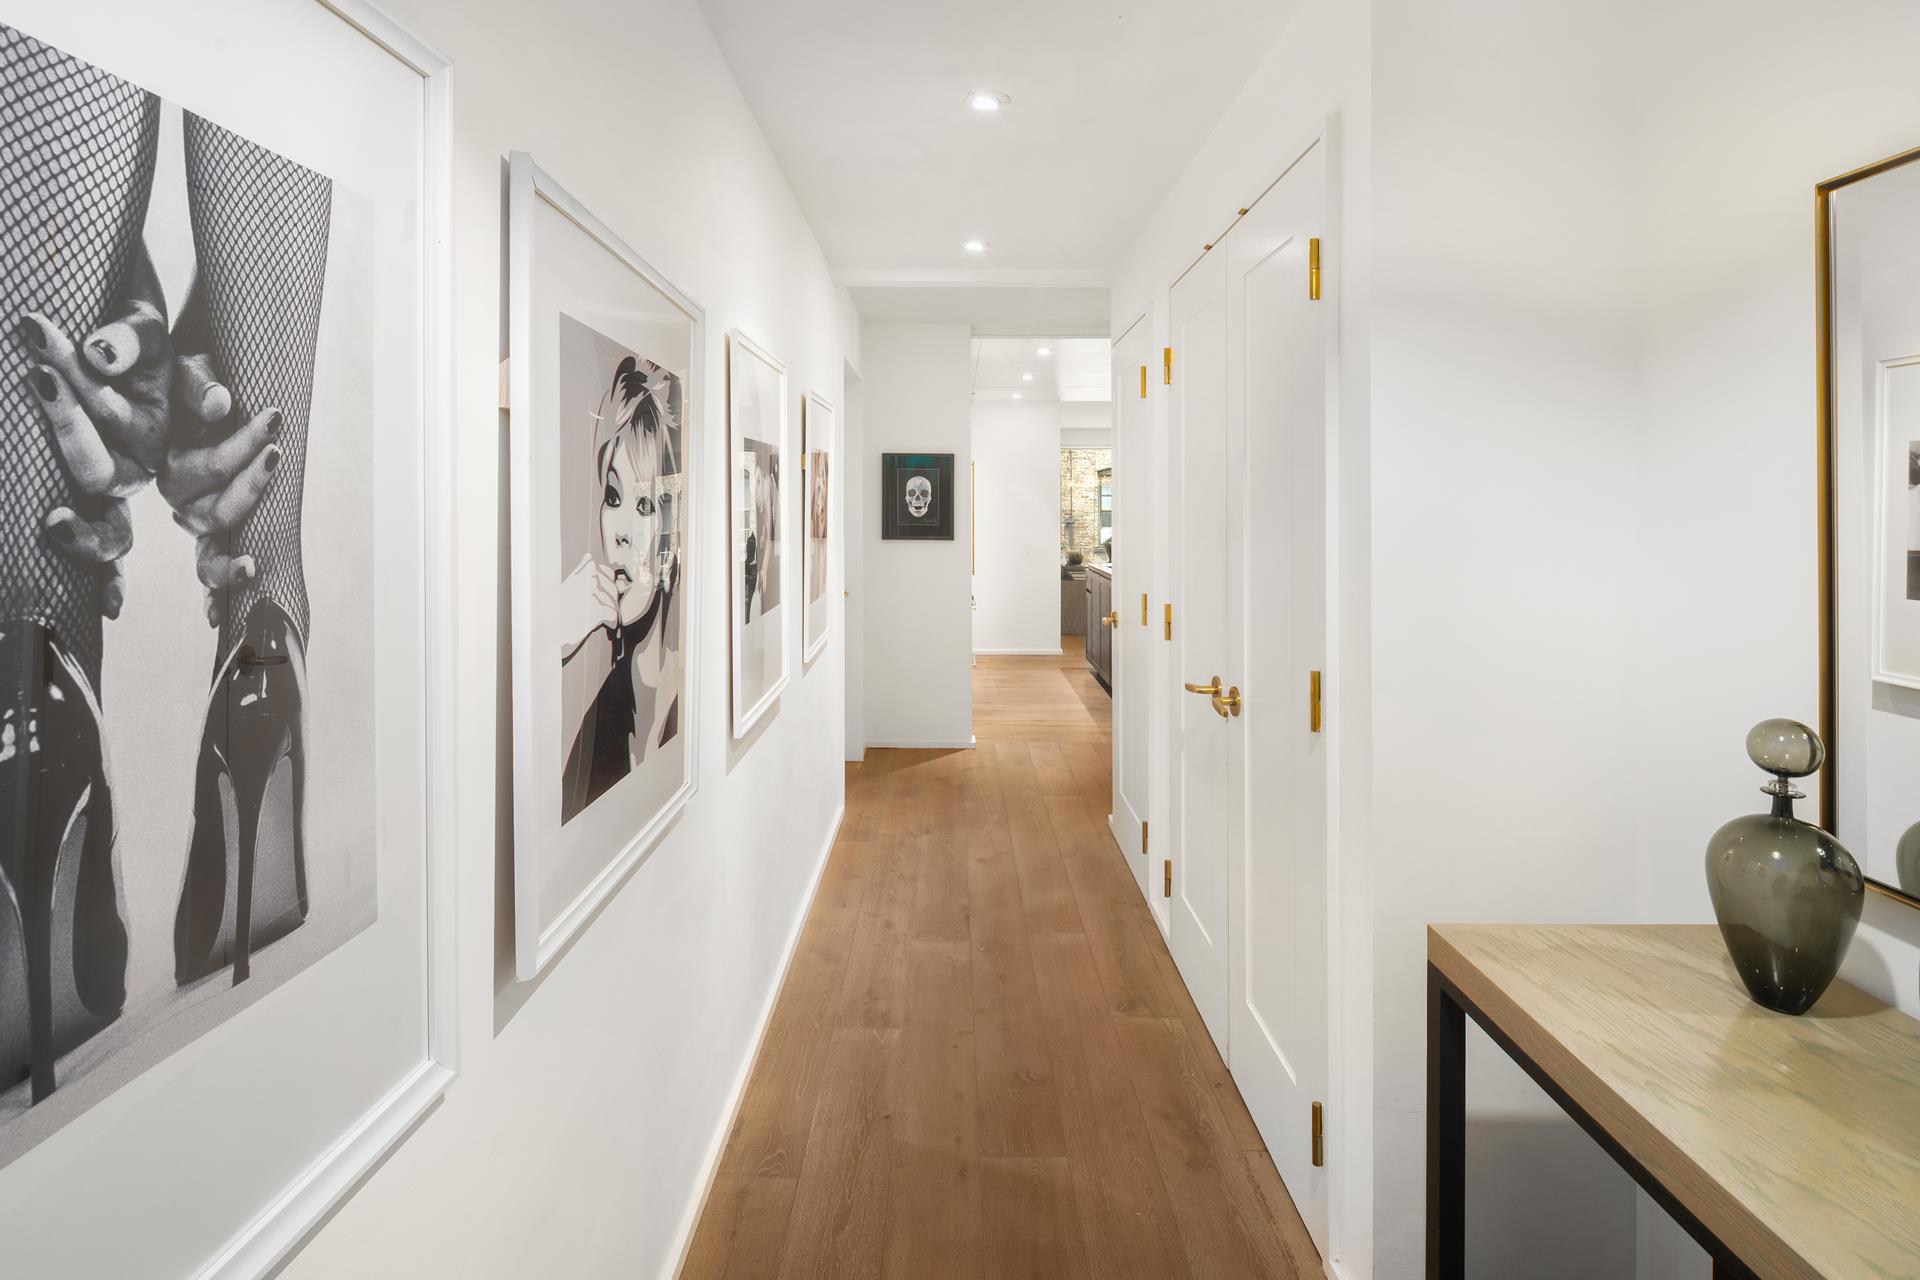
{"left": 1183, "top": 677, "right": 1223, "bottom": 696}
{"left": 1212, "top": 686, "right": 1242, "bottom": 718}
{"left": 1104, "top": 612, "right": 1119, "bottom": 629}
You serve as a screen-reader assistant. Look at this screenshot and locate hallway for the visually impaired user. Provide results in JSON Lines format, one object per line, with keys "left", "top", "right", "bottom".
{"left": 682, "top": 647, "right": 1320, "bottom": 1278}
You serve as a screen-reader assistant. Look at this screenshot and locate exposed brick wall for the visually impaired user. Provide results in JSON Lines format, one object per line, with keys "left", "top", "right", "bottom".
{"left": 1060, "top": 447, "right": 1112, "bottom": 563}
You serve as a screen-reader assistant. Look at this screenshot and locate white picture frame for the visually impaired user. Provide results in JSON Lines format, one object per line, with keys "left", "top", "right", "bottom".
{"left": 803, "top": 390, "right": 836, "bottom": 665}
{"left": 507, "top": 153, "right": 704, "bottom": 980}
{"left": 0, "top": 2, "right": 457, "bottom": 1274}
{"left": 728, "top": 330, "right": 790, "bottom": 737}
{"left": 1869, "top": 352, "right": 1920, "bottom": 689}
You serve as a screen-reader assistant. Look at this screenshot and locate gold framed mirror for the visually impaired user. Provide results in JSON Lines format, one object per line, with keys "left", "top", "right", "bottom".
{"left": 1817, "top": 143, "right": 1920, "bottom": 908}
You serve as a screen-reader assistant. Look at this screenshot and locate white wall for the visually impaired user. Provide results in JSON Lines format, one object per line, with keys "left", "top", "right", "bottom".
{"left": 1628, "top": 3, "right": 1920, "bottom": 1273}
{"left": 843, "top": 363, "right": 866, "bottom": 759}
{"left": 1369, "top": 2, "right": 1648, "bottom": 1274}
{"left": 973, "top": 401, "right": 1065, "bottom": 654}
{"left": 1108, "top": 0, "right": 1375, "bottom": 1267}
{"left": 279, "top": 1, "right": 860, "bottom": 1277}
{"left": 860, "top": 323, "right": 975, "bottom": 747}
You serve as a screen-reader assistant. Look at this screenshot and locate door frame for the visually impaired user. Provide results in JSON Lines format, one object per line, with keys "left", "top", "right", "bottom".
{"left": 1155, "top": 113, "right": 1365, "bottom": 1275}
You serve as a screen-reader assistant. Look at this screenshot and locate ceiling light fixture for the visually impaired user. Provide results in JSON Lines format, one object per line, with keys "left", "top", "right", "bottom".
{"left": 968, "top": 90, "right": 1010, "bottom": 112}
{"left": 1021, "top": 373, "right": 1034, "bottom": 382}
{"left": 963, "top": 239, "right": 988, "bottom": 254}
{"left": 1012, "top": 392, "right": 1023, "bottom": 400}
{"left": 1035, "top": 346, "right": 1052, "bottom": 357}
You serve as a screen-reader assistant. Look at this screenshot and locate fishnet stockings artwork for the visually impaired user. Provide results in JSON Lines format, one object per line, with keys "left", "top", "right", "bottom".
{"left": 182, "top": 113, "right": 331, "bottom": 661}
{"left": 0, "top": 25, "right": 158, "bottom": 688}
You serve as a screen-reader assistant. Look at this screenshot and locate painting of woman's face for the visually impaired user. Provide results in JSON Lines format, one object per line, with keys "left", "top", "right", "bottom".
{"left": 599, "top": 424, "right": 664, "bottom": 628}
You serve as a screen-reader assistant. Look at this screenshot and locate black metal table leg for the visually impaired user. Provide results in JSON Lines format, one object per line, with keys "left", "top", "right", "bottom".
{"left": 1428, "top": 962, "right": 1466, "bottom": 1279}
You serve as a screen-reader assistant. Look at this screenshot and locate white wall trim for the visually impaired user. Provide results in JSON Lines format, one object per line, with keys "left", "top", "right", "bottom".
{"left": 864, "top": 737, "right": 978, "bottom": 750}
{"left": 661, "top": 798, "right": 846, "bottom": 1280}
{"left": 972, "top": 646, "right": 1064, "bottom": 656}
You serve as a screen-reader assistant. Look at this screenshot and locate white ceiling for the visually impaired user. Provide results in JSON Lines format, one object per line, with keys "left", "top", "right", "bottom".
{"left": 847, "top": 281, "right": 1109, "bottom": 334}
{"left": 971, "top": 337, "right": 1110, "bottom": 403}
{"left": 694, "top": 0, "right": 1302, "bottom": 277}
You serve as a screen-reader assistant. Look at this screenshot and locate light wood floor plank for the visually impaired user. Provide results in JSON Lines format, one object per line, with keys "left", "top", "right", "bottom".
{"left": 981, "top": 1155, "right": 1092, "bottom": 1280}
{"left": 1113, "top": 1015, "right": 1319, "bottom": 1278}
{"left": 680, "top": 1173, "right": 798, "bottom": 1280}
{"left": 884, "top": 940, "right": 981, "bottom": 1277}
{"left": 993, "top": 742, "right": 1085, "bottom": 935}
{"left": 774, "top": 1028, "right": 897, "bottom": 1280}
{"left": 1048, "top": 791, "right": 1178, "bottom": 1018}
{"left": 1031, "top": 929, "right": 1191, "bottom": 1280}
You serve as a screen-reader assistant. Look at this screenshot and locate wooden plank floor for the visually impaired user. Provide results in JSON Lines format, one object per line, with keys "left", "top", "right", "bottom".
{"left": 683, "top": 638, "right": 1320, "bottom": 1279}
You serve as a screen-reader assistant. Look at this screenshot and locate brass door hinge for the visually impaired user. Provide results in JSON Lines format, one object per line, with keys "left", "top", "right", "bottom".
{"left": 1162, "top": 858, "right": 1172, "bottom": 897}
{"left": 1142, "top": 820, "right": 1149, "bottom": 856}
{"left": 1139, "top": 364, "right": 1147, "bottom": 399}
{"left": 1311, "top": 1101, "right": 1325, "bottom": 1167}
{"left": 1162, "top": 346, "right": 1173, "bottom": 385}
{"left": 1163, "top": 602, "right": 1173, "bottom": 641}
{"left": 1309, "top": 670, "right": 1323, "bottom": 733}
{"left": 1309, "top": 237, "right": 1322, "bottom": 301}
{"left": 1140, "top": 592, "right": 1148, "bottom": 625}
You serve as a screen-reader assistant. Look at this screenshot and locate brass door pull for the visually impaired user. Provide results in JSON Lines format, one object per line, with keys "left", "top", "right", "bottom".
{"left": 1212, "top": 686, "right": 1242, "bottom": 718}
{"left": 1104, "top": 611, "right": 1119, "bottom": 629}
{"left": 1183, "top": 677, "right": 1223, "bottom": 696}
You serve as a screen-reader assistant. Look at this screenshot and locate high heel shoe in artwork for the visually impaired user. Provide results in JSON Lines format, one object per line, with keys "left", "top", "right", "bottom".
{"left": 172, "top": 600, "right": 308, "bottom": 986}
{"left": 0, "top": 622, "right": 128, "bottom": 1101}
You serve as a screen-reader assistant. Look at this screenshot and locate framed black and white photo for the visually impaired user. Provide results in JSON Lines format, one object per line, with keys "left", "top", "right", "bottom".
{"left": 882, "top": 451, "right": 956, "bottom": 540}
{"left": 508, "top": 154, "right": 701, "bottom": 980}
{"left": 1870, "top": 355, "right": 1920, "bottom": 688}
{"left": 803, "top": 391, "right": 834, "bottom": 664}
{"left": 728, "top": 330, "right": 789, "bottom": 736}
{"left": 0, "top": 2, "right": 455, "bottom": 1273}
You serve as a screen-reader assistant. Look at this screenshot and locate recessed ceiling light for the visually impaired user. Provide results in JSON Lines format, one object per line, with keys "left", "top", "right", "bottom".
{"left": 1035, "top": 346, "right": 1052, "bottom": 357}
{"left": 1012, "top": 392, "right": 1023, "bottom": 400}
{"left": 1021, "top": 373, "right": 1034, "bottom": 382}
{"left": 968, "top": 90, "right": 1009, "bottom": 112}
{"left": 963, "top": 239, "right": 988, "bottom": 254}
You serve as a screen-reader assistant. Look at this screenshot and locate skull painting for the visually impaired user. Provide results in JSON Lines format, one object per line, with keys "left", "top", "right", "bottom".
{"left": 905, "top": 474, "right": 933, "bottom": 519}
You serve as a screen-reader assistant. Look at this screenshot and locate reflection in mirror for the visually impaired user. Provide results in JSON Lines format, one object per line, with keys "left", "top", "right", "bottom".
{"left": 1825, "top": 148, "right": 1920, "bottom": 902}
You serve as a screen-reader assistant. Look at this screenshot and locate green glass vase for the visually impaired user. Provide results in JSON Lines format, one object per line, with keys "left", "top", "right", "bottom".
{"left": 1704, "top": 719, "right": 1864, "bottom": 1015}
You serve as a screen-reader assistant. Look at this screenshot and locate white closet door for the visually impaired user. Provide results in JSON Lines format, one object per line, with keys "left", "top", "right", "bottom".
{"left": 1168, "top": 247, "right": 1236, "bottom": 1047}
{"left": 1227, "top": 139, "right": 1331, "bottom": 1251}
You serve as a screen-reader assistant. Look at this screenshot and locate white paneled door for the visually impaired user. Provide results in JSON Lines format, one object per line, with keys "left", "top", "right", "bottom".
{"left": 1229, "top": 140, "right": 1330, "bottom": 1252}
{"left": 1168, "top": 138, "right": 1332, "bottom": 1253}
{"left": 1112, "top": 313, "right": 1153, "bottom": 902}
{"left": 1169, "top": 244, "right": 1233, "bottom": 1046}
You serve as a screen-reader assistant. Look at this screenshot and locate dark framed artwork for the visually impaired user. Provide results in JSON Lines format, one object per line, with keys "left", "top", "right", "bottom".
{"left": 882, "top": 452, "right": 956, "bottom": 540}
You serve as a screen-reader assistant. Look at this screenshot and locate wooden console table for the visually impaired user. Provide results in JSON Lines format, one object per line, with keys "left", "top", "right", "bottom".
{"left": 1427, "top": 924, "right": 1920, "bottom": 1280}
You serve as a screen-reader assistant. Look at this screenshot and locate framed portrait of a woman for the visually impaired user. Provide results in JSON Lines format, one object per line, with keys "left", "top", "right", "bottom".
{"left": 508, "top": 153, "right": 701, "bottom": 980}
{"left": 728, "top": 330, "right": 789, "bottom": 736}
{"left": 803, "top": 390, "right": 835, "bottom": 665}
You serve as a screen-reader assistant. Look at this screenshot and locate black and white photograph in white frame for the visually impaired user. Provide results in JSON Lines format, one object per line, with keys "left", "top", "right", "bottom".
{"left": 1871, "top": 353, "right": 1920, "bottom": 688}
{"left": 728, "top": 330, "right": 788, "bottom": 737}
{"left": 802, "top": 390, "right": 834, "bottom": 665}
{"left": 508, "top": 153, "right": 702, "bottom": 981}
{"left": 0, "top": 2, "right": 456, "bottom": 1275}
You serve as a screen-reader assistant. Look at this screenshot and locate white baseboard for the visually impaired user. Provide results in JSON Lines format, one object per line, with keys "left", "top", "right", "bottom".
{"left": 972, "top": 646, "right": 1064, "bottom": 656}
{"left": 661, "top": 798, "right": 846, "bottom": 1280}
{"left": 864, "top": 736, "right": 977, "bottom": 750}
